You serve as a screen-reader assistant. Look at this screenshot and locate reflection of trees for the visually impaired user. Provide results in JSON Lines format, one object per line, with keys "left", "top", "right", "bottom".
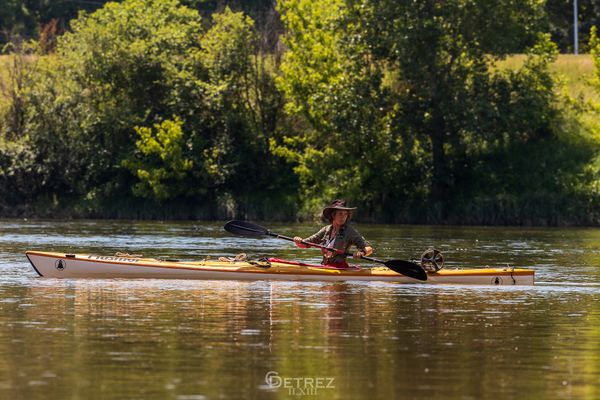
{"left": 0, "top": 283, "right": 598, "bottom": 399}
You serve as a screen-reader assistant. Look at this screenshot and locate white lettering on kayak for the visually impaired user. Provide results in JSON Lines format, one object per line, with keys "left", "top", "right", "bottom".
{"left": 87, "top": 255, "right": 140, "bottom": 263}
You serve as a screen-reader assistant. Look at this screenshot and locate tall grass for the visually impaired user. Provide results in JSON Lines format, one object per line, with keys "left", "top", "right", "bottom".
{"left": 496, "top": 54, "right": 598, "bottom": 103}
{"left": 0, "top": 53, "right": 38, "bottom": 100}
{"left": 1, "top": 53, "right": 598, "bottom": 99}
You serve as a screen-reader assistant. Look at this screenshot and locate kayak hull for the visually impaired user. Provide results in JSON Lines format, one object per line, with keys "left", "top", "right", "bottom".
{"left": 25, "top": 251, "right": 535, "bottom": 285}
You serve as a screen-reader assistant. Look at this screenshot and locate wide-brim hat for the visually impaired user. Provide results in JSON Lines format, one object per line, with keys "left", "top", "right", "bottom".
{"left": 322, "top": 199, "right": 357, "bottom": 222}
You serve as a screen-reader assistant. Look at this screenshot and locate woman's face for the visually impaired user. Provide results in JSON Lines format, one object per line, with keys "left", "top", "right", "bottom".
{"left": 332, "top": 210, "right": 349, "bottom": 226}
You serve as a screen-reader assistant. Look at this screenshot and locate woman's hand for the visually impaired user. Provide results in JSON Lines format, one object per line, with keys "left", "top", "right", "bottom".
{"left": 354, "top": 246, "right": 374, "bottom": 259}
{"left": 294, "top": 237, "right": 308, "bottom": 248}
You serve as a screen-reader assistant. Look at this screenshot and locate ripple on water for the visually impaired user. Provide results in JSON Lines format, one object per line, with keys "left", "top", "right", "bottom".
{"left": 0, "top": 221, "right": 598, "bottom": 400}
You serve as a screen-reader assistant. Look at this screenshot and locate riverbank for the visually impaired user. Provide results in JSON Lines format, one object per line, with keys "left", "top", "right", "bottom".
{"left": 1, "top": 191, "right": 598, "bottom": 226}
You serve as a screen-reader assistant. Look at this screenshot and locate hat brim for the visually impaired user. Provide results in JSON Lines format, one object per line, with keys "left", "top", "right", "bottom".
{"left": 322, "top": 206, "right": 356, "bottom": 221}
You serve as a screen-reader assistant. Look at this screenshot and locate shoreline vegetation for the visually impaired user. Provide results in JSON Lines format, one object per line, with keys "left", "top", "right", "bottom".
{"left": 1, "top": 0, "right": 599, "bottom": 226}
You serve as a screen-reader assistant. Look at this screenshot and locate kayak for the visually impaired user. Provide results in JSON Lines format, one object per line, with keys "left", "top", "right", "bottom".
{"left": 25, "top": 251, "right": 535, "bottom": 285}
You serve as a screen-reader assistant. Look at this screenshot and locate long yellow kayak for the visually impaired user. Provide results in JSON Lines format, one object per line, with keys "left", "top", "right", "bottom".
{"left": 25, "top": 251, "right": 534, "bottom": 285}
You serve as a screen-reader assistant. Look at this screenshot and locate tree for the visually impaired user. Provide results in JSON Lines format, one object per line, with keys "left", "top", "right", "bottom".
{"left": 276, "top": 0, "right": 575, "bottom": 222}
{"left": 275, "top": 0, "right": 398, "bottom": 217}
{"left": 19, "top": 0, "right": 203, "bottom": 204}
{"left": 546, "top": 0, "right": 600, "bottom": 53}
{"left": 355, "top": 0, "right": 549, "bottom": 210}
{"left": 191, "top": 6, "right": 291, "bottom": 217}
{"left": 0, "top": 0, "right": 115, "bottom": 46}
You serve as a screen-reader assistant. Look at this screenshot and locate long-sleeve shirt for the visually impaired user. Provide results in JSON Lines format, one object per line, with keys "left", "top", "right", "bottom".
{"left": 303, "top": 223, "right": 369, "bottom": 265}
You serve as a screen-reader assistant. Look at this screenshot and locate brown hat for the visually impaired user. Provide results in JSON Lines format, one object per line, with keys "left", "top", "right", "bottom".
{"left": 322, "top": 199, "right": 357, "bottom": 222}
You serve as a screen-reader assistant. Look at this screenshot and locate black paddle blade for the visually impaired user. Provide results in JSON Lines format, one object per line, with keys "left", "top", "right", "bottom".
{"left": 384, "top": 260, "right": 428, "bottom": 281}
{"left": 224, "top": 220, "right": 269, "bottom": 238}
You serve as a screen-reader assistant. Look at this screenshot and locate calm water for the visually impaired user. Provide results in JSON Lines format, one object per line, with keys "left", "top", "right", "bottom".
{"left": 0, "top": 220, "right": 598, "bottom": 399}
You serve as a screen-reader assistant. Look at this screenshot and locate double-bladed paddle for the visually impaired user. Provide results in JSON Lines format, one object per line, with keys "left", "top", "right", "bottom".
{"left": 224, "top": 220, "right": 427, "bottom": 281}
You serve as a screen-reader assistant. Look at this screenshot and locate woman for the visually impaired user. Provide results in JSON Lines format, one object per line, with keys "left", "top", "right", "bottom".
{"left": 293, "top": 199, "right": 374, "bottom": 268}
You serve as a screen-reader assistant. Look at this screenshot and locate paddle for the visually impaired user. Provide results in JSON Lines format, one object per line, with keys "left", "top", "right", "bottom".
{"left": 224, "top": 220, "right": 427, "bottom": 281}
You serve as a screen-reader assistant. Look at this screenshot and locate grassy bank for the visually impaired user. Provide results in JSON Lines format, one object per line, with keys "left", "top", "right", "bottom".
{"left": 0, "top": 54, "right": 38, "bottom": 110}
{"left": 495, "top": 54, "right": 598, "bottom": 103}
{"left": 1, "top": 53, "right": 598, "bottom": 98}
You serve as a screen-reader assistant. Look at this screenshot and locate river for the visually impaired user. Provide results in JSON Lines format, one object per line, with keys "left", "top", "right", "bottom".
{"left": 0, "top": 220, "right": 598, "bottom": 399}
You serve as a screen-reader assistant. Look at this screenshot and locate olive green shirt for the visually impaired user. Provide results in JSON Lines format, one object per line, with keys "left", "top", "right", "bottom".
{"left": 304, "top": 223, "right": 369, "bottom": 265}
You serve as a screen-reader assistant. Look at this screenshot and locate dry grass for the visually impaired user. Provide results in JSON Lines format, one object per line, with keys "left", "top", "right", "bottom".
{"left": 0, "top": 54, "right": 39, "bottom": 103}
{"left": 496, "top": 54, "right": 599, "bottom": 103}
{"left": 0, "top": 55, "right": 11, "bottom": 108}
{"left": 552, "top": 54, "right": 599, "bottom": 104}
{"left": 1, "top": 53, "right": 599, "bottom": 103}
{"left": 0, "top": 55, "right": 11, "bottom": 95}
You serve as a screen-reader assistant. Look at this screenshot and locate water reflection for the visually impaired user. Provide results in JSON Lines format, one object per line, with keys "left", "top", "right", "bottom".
{"left": 0, "top": 220, "right": 598, "bottom": 399}
{"left": 0, "top": 279, "right": 597, "bottom": 399}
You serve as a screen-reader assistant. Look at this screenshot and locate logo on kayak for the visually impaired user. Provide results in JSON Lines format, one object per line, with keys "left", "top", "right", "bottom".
{"left": 87, "top": 255, "right": 140, "bottom": 263}
{"left": 55, "top": 260, "right": 66, "bottom": 271}
{"left": 492, "top": 276, "right": 503, "bottom": 285}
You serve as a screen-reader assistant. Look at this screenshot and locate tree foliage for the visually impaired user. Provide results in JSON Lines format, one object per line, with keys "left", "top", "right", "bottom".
{"left": 0, "top": 0, "right": 598, "bottom": 224}
{"left": 126, "top": 117, "right": 194, "bottom": 201}
{"left": 274, "top": 0, "right": 598, "bottom": 223}
{"left": 1, "top": 0, "right": 291, "bottom": 217}
{"left": 546, "top": 0, "right": 600, "bottom": 53}
{"left": 4, "top": 0, "right": 599, "bottom": 54}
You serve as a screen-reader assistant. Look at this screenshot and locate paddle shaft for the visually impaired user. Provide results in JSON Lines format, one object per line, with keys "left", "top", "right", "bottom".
{"left": 266, "top": 231, "right": 420, "bottom": 273}
{"left": 267, "top": 232, "right": 382, "bottom": 262}
{"left": 229, "top": 220, "right": 392, "bottom": 264}
{"left": 265, "top": 232, "right": 341, "bottom": 253}
{"left": 223, "top": 220, "right": 427, "bottom": 280}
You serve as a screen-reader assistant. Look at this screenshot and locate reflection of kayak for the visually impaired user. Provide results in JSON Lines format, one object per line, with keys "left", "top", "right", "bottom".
{"left": 25, "top": 251, "right": 534, "bottom": 285}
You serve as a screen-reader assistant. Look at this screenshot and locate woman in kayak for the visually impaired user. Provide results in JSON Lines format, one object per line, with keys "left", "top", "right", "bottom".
{"left": 293, "top": 199, "right": 374, "bottom": 268}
